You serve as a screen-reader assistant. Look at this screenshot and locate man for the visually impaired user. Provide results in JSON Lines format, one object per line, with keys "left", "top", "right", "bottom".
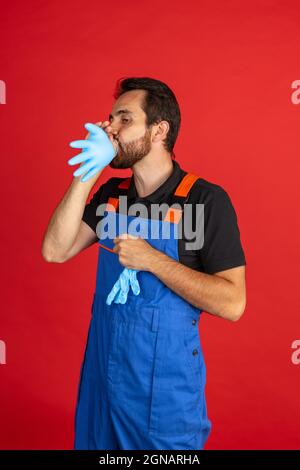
{"left": 42, "top": 76, "right": 247, "bottom": 450}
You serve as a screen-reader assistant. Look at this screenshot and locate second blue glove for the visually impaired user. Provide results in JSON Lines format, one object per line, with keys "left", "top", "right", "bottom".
{"left": 106, "top": 268, "right": 140, "bottom": 305}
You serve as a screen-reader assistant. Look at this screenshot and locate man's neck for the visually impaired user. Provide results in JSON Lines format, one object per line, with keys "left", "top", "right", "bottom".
{"left": 132, "top": 154, "right": 174, "bottom": 198}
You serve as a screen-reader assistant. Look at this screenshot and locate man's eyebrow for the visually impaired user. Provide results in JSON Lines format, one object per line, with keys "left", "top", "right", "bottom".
{"left": 109, "top": 109, "right": 134, "bottom": 120}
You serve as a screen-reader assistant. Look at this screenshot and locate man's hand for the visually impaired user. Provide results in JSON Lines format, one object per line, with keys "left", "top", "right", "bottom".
{"left": 68, "top": 121, "right": 118, "bottom": 183}
{"left": 113, "top": 233, "right": 160, "bottom": 271}
{"left": 112, "top": 234, "right": 246, "bottom": 321}
{"left": 85, "top": 120, "right": 116, "bottom": 145}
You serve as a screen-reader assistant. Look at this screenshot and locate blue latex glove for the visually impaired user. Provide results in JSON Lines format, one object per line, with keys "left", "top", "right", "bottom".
{"left": 106, "top": 268, "right": 140, "bottom": 305}
{"left": 68, "top": 122, "right": 118, "bottom": 182}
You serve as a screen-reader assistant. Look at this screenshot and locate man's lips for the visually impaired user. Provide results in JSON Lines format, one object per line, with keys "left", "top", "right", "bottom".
{"left": 112, "top": 139, "right": 120, "bottom": 156}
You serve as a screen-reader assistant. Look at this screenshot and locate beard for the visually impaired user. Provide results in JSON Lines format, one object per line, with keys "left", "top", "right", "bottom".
{"left": 109, "top": 127, "right": 152, "bottom": 169}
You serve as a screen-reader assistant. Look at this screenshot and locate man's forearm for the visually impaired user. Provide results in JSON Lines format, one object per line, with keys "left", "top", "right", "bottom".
{"left": 149, "top": 250, "right": 243, "bottom": 321}
{"left": 41, "top": 176, "right": 93, "bottom": 262}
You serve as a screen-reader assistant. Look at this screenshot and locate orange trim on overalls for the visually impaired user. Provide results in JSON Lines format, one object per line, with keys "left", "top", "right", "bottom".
{"left": 173, "top": 173, "right": 199, "bottom": 197}
{"left": 164, "top": 207, "right": 183, "bottom": 224}
{"left": 163, "top": 173, "right": 200, "bottom": 223}
{"left": 100, "top": 197, "right": 120, "bottom": 253}
{"left": 102, "top": 173, "right": 200, "bottom": 226}
{"left": 105, "top": 197, "right": 119, "bottom": 212}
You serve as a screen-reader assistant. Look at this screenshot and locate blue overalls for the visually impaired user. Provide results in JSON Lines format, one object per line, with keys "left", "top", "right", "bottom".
{"left": 74, "top": 173, "right": 212, "bottom": 450}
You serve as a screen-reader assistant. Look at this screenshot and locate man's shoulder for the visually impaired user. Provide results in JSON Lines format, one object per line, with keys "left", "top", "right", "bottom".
{"left": 183, "top": 172, "right": 229, "bottom": 205}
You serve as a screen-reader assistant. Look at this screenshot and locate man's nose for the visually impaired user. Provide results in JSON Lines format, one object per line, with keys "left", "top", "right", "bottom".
{"left": 110, "top": 127, "right": 119, "bottom": 139}
{"left": 104, "top": 121, "right": 118, "bottom": 134}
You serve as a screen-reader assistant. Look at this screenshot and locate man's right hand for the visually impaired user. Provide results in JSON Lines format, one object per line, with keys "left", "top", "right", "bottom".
{"left": 68, "top": 121, "right": 118, "bottom": 183}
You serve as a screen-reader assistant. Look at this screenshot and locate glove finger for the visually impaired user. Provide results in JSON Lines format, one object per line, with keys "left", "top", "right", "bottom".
{"left": 106, "top": 280, "right": 121, "bottom": 305}
{"left": 121, "top": 268, "right": 131, "bottom": 281}
{"left": 73, "top": 160, "right": 94, "bottom": 177}
{"left": 84, "top": 123, "right": 102, "bottom": 135}
{"left": 81, "top": 166, "right": 101, "bottom": 182}
{"left": 68, "top": 151, "right": 93, "bottom": 166}
{"left": 106, "top": 290, "right": 114, "bottom": 305}
{"left": 119, "top": 271, "right": 130, "bottom": 295}
{"left": 115, "top": 288, "right": 127, "bottom": 304}
{"left": 129, "top": 270, "right": 140, "bottom": 295}
{"left": 116, "top": 270, "right": 130, "bottom": 304}
{"left": 69, "top": 139, "right": 91, "bottom": 149}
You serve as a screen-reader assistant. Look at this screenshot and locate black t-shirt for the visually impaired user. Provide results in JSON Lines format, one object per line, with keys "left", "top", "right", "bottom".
{"left": 82, "top": 160, "right": 246, "bottom": 275}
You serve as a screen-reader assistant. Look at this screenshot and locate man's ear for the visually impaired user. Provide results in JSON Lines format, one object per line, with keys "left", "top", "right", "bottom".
{"left": 152, "top": 120, "right": 169, "bottom": 142}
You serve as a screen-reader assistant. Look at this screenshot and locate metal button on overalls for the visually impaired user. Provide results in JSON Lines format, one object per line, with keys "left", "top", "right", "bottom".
{"left": 74, "top": 173, "right": 212, "bottom": 450}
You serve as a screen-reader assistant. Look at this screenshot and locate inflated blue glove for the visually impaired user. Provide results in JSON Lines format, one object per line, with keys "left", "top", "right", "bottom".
{"left": 68, "top": 122, "right": 118, "bottom": 182}
{"left": 106, "top": 268, "right": 140, "bottom": 305}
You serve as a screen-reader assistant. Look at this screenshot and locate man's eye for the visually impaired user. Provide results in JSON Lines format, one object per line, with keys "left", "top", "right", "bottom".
{"left": 109, "top": 117, "right": 130, "bottom": 124}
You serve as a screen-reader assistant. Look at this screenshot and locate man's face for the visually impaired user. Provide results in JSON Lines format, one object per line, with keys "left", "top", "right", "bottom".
{"left": 108, "top": 90, "right": 154, "bottom": 169}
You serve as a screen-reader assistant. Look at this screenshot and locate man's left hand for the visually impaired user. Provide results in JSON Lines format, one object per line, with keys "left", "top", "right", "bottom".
{"left": 113, "top": 233, "right": 159, "bottom": 271}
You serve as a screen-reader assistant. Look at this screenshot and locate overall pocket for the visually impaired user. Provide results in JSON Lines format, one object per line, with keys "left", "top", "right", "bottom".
{"left": 149, "top": 326, "right": 203, "bottom": 436}
{"left": 106, "top": 305, "right": 158, "bottom": 403}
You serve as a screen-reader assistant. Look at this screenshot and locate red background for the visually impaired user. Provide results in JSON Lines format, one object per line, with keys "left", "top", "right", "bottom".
{"left": 0, "top": 0, "right": 299, "bottom": 450}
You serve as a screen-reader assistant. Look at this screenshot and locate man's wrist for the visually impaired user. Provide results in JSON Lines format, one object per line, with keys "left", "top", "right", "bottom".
{"left": 147, "top": 249, "right": 174, "bottom": 275}
{"left": 70, "top": 173, "right": 97, "bottom": 196}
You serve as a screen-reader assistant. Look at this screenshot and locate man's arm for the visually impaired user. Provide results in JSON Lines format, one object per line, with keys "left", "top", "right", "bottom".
{"left": 150, "top": 250, "right": 246, "bottom": 321}
{"left": 113, "top": 235, "right": 246, "bottom": 322}
{"left": 41, "top": 175, "right": 100, "bottom": 263}
{"left": 42, "top": 120, "right": 115, "bottom": 263}
{"left": 113, "top": 185, "right": 247, "bottom": 321}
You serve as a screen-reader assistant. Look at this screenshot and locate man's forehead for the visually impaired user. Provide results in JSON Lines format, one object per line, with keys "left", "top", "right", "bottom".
{"left": 110, "top": 90, "right": 145, "bottom": 118}
{"left": 109, "top": 107, "right": 136, "bottom": 118}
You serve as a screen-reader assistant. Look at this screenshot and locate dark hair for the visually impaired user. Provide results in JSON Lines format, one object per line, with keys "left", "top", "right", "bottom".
{"left": 113, "top": 76, "right": 181, "bottom": 159}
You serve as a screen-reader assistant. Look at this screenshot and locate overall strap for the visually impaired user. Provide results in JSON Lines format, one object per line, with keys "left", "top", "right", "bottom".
{"left": 174, "top": 173, "right": 200, "bottom": 197}
{"left": 98, "top": 177, "right": 132, "bottom": 252}
{"left": 104, "top": 177, "right": 133, "bottom": 212}
{"left": 104, "top": 173, "right": 200, "bottom": 223}
{"left": 164, "top": 173, "right": 200, "bottom": 223}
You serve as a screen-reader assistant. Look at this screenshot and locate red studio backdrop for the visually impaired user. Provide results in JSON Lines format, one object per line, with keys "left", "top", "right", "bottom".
{"left": 0, "top": 0, "right": 299, "bottom": 450}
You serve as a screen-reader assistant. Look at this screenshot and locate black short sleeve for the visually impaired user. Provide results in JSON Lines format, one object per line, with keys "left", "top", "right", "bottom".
{"left": 82, "top": 184, "right": 105, "bottom": 234}
{"left": 199, "top": 188, "right": 246, "bottom": 274}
